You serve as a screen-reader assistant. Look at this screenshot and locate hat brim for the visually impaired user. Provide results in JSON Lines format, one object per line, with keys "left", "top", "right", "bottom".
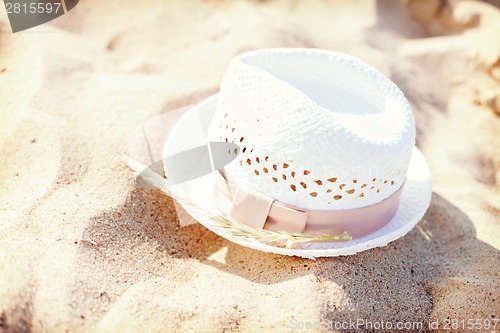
{"left": 163, "top": 94, "right": 432, "bottom": 258}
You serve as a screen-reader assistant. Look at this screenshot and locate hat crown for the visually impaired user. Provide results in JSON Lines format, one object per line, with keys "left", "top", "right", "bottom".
{"left": 208, "top": 49, "right": 415, "bottom": 210}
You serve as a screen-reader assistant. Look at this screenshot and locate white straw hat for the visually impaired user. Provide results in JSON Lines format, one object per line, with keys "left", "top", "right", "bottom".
{"left": 162, "top": 48, "right": 431, "bottom": 258}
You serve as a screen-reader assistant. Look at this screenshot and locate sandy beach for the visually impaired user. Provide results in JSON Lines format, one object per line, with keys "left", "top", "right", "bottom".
{"left": 0, "top": 0, "right": 499, "bottom": 332}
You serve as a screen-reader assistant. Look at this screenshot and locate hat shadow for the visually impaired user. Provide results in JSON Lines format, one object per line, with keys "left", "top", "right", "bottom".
{"left": 75, "top": 188, "right": 498, "bottom": 324}
{"left": 315, "top": 192, "right": 499, "bottom": 324}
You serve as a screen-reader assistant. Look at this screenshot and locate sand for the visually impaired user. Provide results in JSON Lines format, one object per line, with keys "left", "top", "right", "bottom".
{"left": 0, "top": 0, "right": 499, "bottom": 332}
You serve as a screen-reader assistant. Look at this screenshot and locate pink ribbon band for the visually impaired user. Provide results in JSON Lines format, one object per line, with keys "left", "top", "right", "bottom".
{"left": 213, "top": 170, "right": 403, "bottom": 239}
